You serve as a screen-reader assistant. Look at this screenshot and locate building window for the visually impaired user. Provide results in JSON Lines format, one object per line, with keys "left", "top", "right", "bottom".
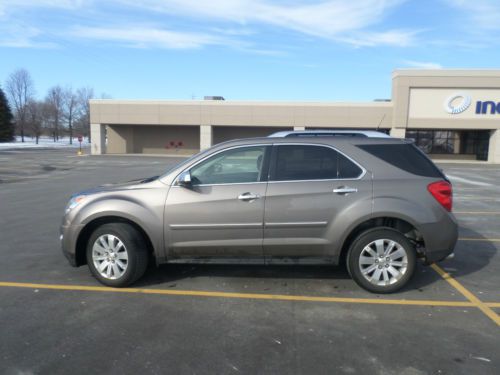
{"left": 406, "top": 130, "right": 458, "bottom": 154}
{"left": 406, "top": 129, "right": 489, "bottom": 161}
{"left": 460, "top": 131, "right": 490, "bottom": 161}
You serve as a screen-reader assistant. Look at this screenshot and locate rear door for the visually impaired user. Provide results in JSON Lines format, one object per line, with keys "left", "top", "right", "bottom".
{"left": 263, "top": 143, "right": 371, "bottom": 258}
{"left": 165, "top": 145, "right": 271, "bottom": 259}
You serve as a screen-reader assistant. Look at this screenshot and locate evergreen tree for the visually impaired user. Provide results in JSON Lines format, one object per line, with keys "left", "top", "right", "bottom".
{"left": 0, "top": 87, "right": 15, "bottom": 142}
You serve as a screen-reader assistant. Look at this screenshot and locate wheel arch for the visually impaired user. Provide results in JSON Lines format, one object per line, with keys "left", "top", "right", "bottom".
{"left": 338, "top": 216, "right": 423, "bottom": 267}
{"left": 75, "top": 216, "right": 155, "bottom": 266}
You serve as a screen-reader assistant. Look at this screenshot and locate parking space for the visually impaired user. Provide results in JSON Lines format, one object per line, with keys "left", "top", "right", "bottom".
{"left": 0, "top": 149, "right": 498, "bottom": 374}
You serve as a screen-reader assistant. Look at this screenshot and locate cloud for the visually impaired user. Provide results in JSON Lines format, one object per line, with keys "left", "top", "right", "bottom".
{"left": 341, "top": 30, "right": 420, "bottom": 47}
{"left": 116, "top": 0, "right": 417, "bottom": 47}
{"left": 0, "top": 0, "right": 418, "bottom": 50}
{"left": 0, "top": 23, "right": 57, "bottom": 48}
{"left": 71, "top": 26, "right": 234, "bottom": 49}
{"left": 0, "top": 1, "right": 89, "bottom": 48}
{"left": 445, "top": 0, "right": 500, "bottom": 30}
{"left": 1, "top": 0, "right": 88, "bottom": 16}
{"left": 402, "top": 60, "right": 443, "bottom": 69}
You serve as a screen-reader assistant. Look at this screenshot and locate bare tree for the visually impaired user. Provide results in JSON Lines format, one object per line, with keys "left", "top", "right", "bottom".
{"left": 39, "top": 100, "right": 54, "bottom": 139}
{"left": 63, "top": 87, "right": 78, "bottom": 144}
{"left": 75, "top": 87, "right": 94, "bottom": 141}
{"left": 26, "top": 100, "right": 43, "bottom": 144}
{"left": 5, "top": 68, "right": 35, "bottom": 142}
{"left": 45, "top": 86, "right": 64, "bottom": 142}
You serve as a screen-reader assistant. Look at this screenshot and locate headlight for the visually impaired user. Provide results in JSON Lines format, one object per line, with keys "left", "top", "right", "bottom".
{"left": 65, "top": 195, "right": 86, "bottom": 214}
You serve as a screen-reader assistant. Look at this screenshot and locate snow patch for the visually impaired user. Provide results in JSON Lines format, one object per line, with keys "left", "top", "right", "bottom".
{"left": 0, "top": 136, "right": 90, "bottom": 150}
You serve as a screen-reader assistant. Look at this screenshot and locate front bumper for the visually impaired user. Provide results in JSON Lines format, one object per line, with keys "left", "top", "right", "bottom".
{"left": 60, "top": 223, "right": 84, "bottom": 267}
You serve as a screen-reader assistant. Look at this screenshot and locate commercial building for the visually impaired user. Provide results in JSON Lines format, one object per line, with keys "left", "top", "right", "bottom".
{"left": 90, "top": 69, "right": 500, "bottom": 163}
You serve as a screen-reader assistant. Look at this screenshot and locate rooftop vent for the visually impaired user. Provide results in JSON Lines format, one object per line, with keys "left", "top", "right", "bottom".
{"left": 204, "top": 96, "right": 225, "bottom": 101}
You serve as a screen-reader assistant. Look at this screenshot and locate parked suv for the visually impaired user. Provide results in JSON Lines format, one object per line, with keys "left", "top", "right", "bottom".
{"left": 61, "top": 137, "right": 457, "bottom": 293}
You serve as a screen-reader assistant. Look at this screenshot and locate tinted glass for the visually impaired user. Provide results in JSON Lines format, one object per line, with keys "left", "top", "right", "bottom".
{"left": 338, "top": 152, "right": 363, "bottom": 178}
{"left": 190, "top": 146, "right": 267, "bottom": 185}
{"left": 272, "top": 145, "right": 362, "bottom": 181}
{"left": 358, "top": 143, "right": 444, "bottom": 178}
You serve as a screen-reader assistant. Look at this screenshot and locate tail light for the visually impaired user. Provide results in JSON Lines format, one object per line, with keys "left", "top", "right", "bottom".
{"left": 427, "top": 180, "right": 453, "bottom": 212}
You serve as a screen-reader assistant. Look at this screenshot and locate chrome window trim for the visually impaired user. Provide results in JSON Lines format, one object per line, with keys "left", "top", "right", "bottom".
{"left": 171, "top": 181, "right": 267, "bottom": 188}
{"left": 270, "top": 142, "right": 367, "bottom": 182}
{"left": 172, "top": 144, "right": 271, "bottom": 187}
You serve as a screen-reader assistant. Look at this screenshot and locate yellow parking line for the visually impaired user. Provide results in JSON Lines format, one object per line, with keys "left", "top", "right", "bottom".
{"left": 459, "top": 238, "right": 500, "bottom": 242}
{"left": 485, "top": 302, "right": 500, "bottom": 308}
{"left": 431, "top": 264, "right": 500, "bottom": 326}
{"left": 0, "top": 281, "right": 475, "bottom": 308}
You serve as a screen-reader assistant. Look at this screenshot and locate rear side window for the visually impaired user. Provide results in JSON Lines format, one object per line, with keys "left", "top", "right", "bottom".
{"left": 271, "top": 145, "right": 363, "bottom": 181}
{"left": 357, "top": 143, "right": 443, "bottom": 178}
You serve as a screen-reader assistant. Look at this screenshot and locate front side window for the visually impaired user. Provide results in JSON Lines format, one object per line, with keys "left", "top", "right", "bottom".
{"left": 190, "top": 146, "right": 267, "bottom": 185}
{"left": 271, "top": 145, "right": 363, "bottom": 181}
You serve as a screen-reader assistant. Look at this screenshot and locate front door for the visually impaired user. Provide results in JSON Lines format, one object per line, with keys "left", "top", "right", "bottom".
{"left": 165, "top": 145, "right": 270, "bottom": 258}
{"left": 263, "top": 144, "right": 371, "bottom": 258}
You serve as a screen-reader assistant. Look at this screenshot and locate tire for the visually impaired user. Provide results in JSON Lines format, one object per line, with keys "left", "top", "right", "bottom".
{"left": 86, "top": 222, "right": 149, "bottom": 287}
{"left": 347, "top": 228, "right": 416, "bottom": 294}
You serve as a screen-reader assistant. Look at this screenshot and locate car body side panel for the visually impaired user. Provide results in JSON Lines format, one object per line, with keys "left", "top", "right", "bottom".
{"left": 263, "top": 174, "right": 373, "bottom": 258}
{"left": 164, "top": 183, "right": 267, "bottom": 258}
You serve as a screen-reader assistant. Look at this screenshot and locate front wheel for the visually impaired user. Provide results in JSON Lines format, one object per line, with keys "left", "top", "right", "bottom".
{"left": 86, "top": 223, "right": 149, "bottom": 287}
{"left": 347, "top": 228, "right": 416, "bottom": 293}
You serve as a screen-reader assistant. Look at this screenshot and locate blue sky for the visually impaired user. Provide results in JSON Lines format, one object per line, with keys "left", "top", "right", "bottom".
{"left": 1, "top": 0, "right": 499, "bottom": 101}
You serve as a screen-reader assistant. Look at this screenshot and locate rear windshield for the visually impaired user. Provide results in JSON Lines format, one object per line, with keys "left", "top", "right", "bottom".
{"left": 357, "top": 143, "right": 444, "bottom": 178}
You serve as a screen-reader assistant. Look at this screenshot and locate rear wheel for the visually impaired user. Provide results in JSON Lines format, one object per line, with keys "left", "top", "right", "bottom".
{"left": 86, "top": 223, "right": 149, "bottom": 287}
{"left": 347, "top": 228, "right": 416, "bottom": 293}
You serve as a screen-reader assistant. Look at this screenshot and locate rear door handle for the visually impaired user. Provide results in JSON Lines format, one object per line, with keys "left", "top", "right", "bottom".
{"left": 238, "top": 192, "right": 260, "bottom": 201}
{"left": 333, "top": 186, "right": 358, "bottom": 194}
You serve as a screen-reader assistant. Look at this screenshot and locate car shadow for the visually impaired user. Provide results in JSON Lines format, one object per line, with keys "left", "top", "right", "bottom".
{"left": 137, "top": 263, "right": 352, "bottom": 288}
{"left": 135, "top": 227, "right": 496, "bottom": 294}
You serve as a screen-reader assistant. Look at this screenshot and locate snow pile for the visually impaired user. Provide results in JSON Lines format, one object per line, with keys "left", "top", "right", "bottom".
{"left": 0, "top": 136, "right": 90, "bottom": 149}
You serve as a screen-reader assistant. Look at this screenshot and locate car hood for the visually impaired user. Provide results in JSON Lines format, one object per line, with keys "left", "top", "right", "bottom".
{"left": 76, "top": 176, "right": 162, "bottom": 196}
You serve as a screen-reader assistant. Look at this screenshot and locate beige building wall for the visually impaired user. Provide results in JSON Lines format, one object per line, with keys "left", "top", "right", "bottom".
{"left": 107, "top": 125, "right": 134, "bottom": 154}
{"left": 133, "top": 125, "right": 199, "bottom": 155}
{"left": 107, "top": 125, "right": 200, "bottom": 155}
{"left": 90, "top": 100, "right": 393, "bottom": 129}
{"left": 213, "top": 126, "right": 292, "bottom": 145}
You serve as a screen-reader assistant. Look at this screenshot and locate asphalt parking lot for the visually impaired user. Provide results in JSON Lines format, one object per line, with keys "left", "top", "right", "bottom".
{"left": 0, "top": 148, "right": 499, "bottom": 375}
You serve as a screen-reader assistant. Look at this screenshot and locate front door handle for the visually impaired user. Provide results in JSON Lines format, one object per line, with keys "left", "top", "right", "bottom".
{"left": 238, "top": 192, "right": 260, "bottom": 201}
{"left": 333, "top": 186, "right": 358, "bottom": 194}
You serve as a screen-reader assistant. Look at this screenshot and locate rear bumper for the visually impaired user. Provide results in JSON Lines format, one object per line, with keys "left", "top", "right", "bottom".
{"left": 418, "top": 213, "right": 458, "bottom": 263}
{"left": 424, "top": 248, "right": 455, "bottom": 263}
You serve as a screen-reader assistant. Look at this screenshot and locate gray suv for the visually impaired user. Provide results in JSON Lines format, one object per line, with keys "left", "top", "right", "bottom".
{"left": 61, "top": 137, "right": 457, "bottom": 293}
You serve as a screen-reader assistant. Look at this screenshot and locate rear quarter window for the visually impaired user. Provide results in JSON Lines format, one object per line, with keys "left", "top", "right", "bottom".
{"left": 357, "top": 143, "right": 444, "bottom": 178}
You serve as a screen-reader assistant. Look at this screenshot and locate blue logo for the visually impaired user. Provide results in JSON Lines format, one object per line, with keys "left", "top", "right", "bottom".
{"left": 444, "top": 93, "right": 471, "bottom": 114}
{"left": 475, "top": 101, "right": 500, "bottom": 114}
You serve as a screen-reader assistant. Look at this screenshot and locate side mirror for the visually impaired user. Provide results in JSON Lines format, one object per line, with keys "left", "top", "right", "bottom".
{"left": 177, "top": 170, "right": 192, "bottom": 187}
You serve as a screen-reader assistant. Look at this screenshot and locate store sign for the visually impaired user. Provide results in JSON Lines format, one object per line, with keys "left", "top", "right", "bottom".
{"left": 475, "top": 101, "right": 500, "bottom": 114}
{"left": 444, "top": 92, "right": 500, "bottom": 115}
